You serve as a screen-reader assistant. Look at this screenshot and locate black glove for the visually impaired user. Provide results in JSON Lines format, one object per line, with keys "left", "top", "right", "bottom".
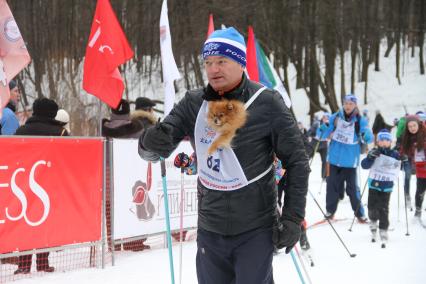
{"left": 140, "top": 120, "right": 174, "bottom": 158}
{"left": 367, "top": 148, "right": 380, "bottom": 160}
{"left": 272, "top": 212, "right": 302, "bottom": 253}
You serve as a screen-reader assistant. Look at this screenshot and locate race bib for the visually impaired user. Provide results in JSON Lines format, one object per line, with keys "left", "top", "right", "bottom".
{"left": 369, "top": 154, "right": 401, "bottom": 182}
{"left": 414, "top": 149, "right": 426, "bottom": 162}
{"left": 332, "top": 119, "right": 356, "bottom": 145}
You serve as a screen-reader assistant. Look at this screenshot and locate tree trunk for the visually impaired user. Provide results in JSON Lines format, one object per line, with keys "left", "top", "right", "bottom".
{"left": 396, "top": 0, "right": 403, "bottom": 85}
{"left": 351, "top": 39, "right": 357, "bottom": 94}
{"left": 419, "top": 0, "right": 425, "bottom": 75}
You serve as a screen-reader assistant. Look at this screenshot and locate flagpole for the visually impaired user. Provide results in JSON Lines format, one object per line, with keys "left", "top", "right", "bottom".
{"left": 98, "top": 99, "right": 102, "bottom": 136}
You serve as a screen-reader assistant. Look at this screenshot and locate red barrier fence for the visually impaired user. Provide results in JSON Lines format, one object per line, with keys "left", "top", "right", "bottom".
{"left": 0, "top": 137, "right": 104, "bottom": 282}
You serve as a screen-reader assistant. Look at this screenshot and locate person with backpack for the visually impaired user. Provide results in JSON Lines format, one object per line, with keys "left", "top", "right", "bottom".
{"left": 320, "top": 94, "right": 373, "bottom": 222}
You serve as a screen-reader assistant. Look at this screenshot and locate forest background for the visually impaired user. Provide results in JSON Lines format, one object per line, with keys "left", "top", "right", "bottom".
{"left": 8, "top": 0, "right": 426, "bottom": 135}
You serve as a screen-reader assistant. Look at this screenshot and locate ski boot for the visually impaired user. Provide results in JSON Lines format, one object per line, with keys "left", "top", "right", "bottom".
{"left": 370, "top": 220, "right": 378, "bottom": 243}
{"left": 379, "top": 229, "right": 388, "bottom": 248}
{"left": 357, "top": 216, "right": 369, "bottom": 224}
{"left": 414, "top": 207, "right": 422, "bottom": 219}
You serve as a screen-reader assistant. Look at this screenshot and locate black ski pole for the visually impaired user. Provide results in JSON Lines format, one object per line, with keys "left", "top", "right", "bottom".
{"left": 348, "top": 177, "right": 369, "bottom": 232}
{"left": 307, "top": 190, "right": 357, "bottom": 258}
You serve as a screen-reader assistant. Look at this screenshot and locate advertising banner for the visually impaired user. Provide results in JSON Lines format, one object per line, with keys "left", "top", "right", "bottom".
{"left": 112, "top": 139, "right": 198, "bottom": 239}
{"left": 0, "top": 138, "right": 103, "bottom": 253}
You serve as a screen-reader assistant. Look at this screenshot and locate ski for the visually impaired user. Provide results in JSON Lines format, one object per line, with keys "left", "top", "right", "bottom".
{"left": 307, "top": 217, "right": 348, "bottom": 230}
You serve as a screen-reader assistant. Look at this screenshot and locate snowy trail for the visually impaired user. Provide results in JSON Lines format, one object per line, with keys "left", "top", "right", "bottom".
{"left": 14, "top": 155, "right": 426, "bottom": 284}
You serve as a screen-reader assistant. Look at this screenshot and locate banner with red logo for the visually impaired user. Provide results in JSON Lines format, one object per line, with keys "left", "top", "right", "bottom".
{"left": 0, "top": 138, "right": 103, "bottom": 253}
{"left": 112, "top": 139, "right": 198, "bottom": 239}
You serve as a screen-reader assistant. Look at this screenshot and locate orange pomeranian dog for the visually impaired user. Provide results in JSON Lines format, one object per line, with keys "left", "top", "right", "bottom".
{"left": 206, "top": 99, "right": 247, "bottom": 155}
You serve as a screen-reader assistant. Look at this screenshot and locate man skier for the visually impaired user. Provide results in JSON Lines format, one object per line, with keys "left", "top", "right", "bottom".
{"left": 139, "top": 27, "right": 309, "bottom": 284}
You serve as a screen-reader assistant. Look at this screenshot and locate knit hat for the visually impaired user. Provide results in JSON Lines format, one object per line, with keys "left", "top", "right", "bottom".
{"left": 377, "top": 129, "right": 392, "bottom": 142}
{"left": 8, "top": 79, "right": 17, "bottom": 90}
{"left": 135, "top": 97, "right": 156, "bottom": 110}
{"left": 202, "top": 27, "right": 246, "bottom": 67}
{"left": 416, "top": 111, "right": 426, "bottom": 122}
{"left": 323, "top": 112, "right": 331, "bottom": 118}
{"left": 406, "top": 114, "right": 420, "bottom": 124}
{"left": 343, "top": 94, "right": 357, "bottom": 104}
{"left": 55, "top": 109, "right": 71, "bottom": 133}
{"left": 33, "top": 98, "right": 59, "bottom": 119}
{"left": 55, "top": 109, "right": 70, "bottom": 124}
{"left": 111, "top": 99, "right": 130, "bottom": 115}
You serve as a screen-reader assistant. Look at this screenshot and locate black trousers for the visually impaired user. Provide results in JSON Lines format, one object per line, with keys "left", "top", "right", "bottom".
{"left": 196, "top": 227, "right": 273, "bottom": 284}
{"left": 318, "top": 146, "right": 328, "bottom": 179}
{"left": 18, "top": 252, "right": 50, "bottom": 270}
{"left": 326, "top": 164, "right": 365, "bottom": 217}
{"left": 415, "top": 178, "right": 426, "bottom": 210}
{"left": 368, "top": 189, "right": 391, "bottom": 230}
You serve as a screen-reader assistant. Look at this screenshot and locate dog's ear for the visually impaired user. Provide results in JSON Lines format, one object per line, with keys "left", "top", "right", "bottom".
{"left": 227, "top": 103, "right": 234, "bottom": 111}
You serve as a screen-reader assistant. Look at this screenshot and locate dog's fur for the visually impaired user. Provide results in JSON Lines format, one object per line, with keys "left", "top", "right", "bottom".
{"left": 206, "top": 99, "right": 247, "bottom": 155}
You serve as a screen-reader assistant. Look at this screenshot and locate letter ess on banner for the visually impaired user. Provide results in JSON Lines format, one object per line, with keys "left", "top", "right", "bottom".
{"left": 0, "top": 138, "right": 103, "bottom": 254}
{"left": 113, "top": 139, "right": 197, "bottom": 239}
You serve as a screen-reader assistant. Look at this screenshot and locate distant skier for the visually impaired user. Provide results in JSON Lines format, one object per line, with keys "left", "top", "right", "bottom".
{"left": 320, "top": 94, "right": 373, "bottom": 222}
{"left": 313, "top": 112, "right": 331, "bottom": 180}
{"left": 361, "top": 129, "right": 403, "bottom": 248}
{"left": 400, "top": 115, "right": 426, "bottom": 222}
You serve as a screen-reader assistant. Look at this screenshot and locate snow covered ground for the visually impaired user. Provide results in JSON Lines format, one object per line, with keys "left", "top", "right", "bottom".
{"left": 11, "top": 45, "right": 426, "bottom": 284}
{"left": 13, "top": 154, "right": 426, "bottom": 284}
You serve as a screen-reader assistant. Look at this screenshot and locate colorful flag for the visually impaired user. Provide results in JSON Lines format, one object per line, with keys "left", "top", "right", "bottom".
{"left": 245, "top": 26, "right": 291, "bottom": 108}
{"left": 0, "top": 0, "right": 31, "bottom": 117}
{"left": 83, "top": 0, "right": 134, "bottom": 109}
{"left": 246, "top": 26, "right": 259, "bottom": 82}
{"left": 160, "top": 0, "right": 180, "bottom": 116}
{"left": 206, "top": 13, "right": 214, "bottom": 38}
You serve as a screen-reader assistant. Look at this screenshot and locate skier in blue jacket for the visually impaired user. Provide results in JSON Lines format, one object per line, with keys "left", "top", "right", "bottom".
{"left": 320, "top": 94, "right": 373, "bottom": 222}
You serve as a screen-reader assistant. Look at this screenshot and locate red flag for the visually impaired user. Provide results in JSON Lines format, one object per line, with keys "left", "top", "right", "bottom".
{"left": 246, "top": 26, "right": 259, "bottom": 82}
{"left": 0, "top": 0, "right": 31, "bottom": 116}
{"left": 83, "top": 0, "right": 134, "bottom": 108}
{"left": 206, "top": 13, "right": 214, "bottom": 39}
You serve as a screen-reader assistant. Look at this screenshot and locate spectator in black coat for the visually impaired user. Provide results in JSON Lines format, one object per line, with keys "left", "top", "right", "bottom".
{"left": 14, "top": 97, "right": 65, "bottom": 275}
{"left": 131, "top": 97, "right": 157, "bottom": 130}
{"left": 102, "top": 99, "right": 150, "bottom": 252}
{"left": 15, "top": 97, "right": 68, "bottom": 137}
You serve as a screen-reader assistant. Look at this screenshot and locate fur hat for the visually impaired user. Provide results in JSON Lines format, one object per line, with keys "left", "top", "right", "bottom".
{"left": 377, "top": 129, "right": 392, "bottom": 141}
{"left": 33, "top": 97, "right": 59, "bottom": 119}
{"left": 202, "top": 27, "right": 246, "bottom": 67}
{"left": 8, "top": 79, "right": 17, "bottom": 90}
{"left": 135, "top": 97, "right": 156, "bottom": 110}
{"left": 111, "top": 99, "right": 130, "bottom": 115}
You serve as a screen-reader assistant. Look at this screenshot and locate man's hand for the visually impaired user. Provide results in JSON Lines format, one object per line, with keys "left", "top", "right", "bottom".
{"left": 272, "top": 213, "right": 301, "bottom": 254}
{"left": 140, "top": 120, "right": 174, "bottom": 158}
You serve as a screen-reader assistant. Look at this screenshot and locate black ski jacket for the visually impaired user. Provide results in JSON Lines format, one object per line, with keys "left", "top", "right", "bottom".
{"left": 140, "top": 75, "right": 310, "bottom": 236}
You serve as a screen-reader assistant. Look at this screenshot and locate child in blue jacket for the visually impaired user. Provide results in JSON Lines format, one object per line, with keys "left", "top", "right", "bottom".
{"left": 361, "top": 129, "right": 402, "bottom": 248}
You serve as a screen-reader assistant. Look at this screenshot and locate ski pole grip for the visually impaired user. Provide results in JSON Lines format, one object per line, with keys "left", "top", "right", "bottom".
{"left": 174, "top": 152, "right": 190, "bottom": 169}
